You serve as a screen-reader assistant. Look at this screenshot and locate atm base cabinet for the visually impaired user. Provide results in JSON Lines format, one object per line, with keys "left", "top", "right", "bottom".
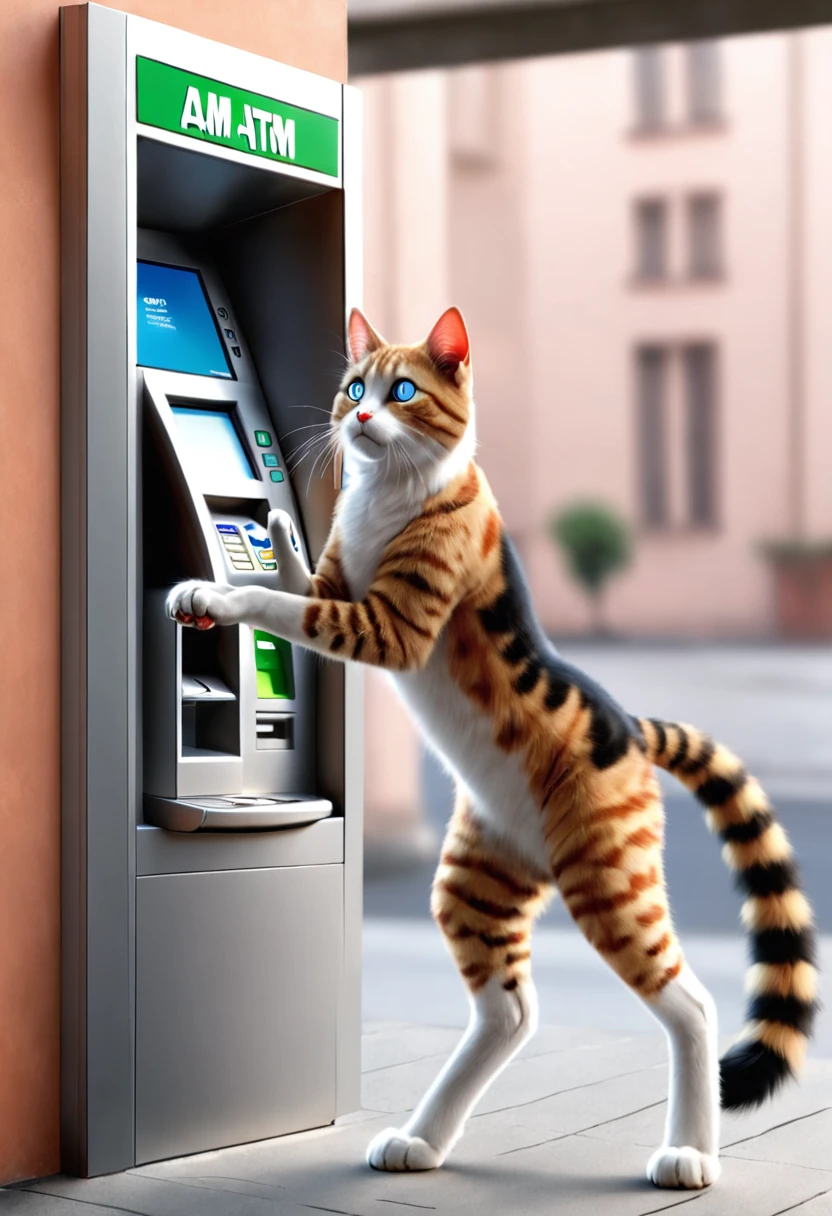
{"left": 135, "top": 864, "right": 342, "bottom": 1164}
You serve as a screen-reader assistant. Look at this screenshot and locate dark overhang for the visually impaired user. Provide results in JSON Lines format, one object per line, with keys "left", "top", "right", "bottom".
{"left": 349, "top": 0, "right": 832, "bottom": 75}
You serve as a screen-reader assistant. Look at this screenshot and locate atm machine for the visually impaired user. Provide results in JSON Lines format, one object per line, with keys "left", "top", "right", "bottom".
{"left": 60, "top": 5, "right": 363, "bottom": 1176}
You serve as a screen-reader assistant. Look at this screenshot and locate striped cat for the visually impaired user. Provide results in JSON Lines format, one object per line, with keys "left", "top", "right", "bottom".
{"left": 168, "top": 307, "right": 818, "bottom": 1191}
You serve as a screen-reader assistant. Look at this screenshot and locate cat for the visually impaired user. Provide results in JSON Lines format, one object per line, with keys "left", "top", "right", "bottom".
{"left": 168, "top": 306, "right": 818, "bottom": 1191}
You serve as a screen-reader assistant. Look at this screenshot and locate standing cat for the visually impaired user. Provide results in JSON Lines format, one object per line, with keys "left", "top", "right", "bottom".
{"left": 168, "top": 307, "right": 817, "bottom": 1190}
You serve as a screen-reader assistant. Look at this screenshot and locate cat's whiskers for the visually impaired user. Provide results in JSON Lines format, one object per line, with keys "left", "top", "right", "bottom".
{"left": 286, "top": 429, "right": 331, "bottom": 474}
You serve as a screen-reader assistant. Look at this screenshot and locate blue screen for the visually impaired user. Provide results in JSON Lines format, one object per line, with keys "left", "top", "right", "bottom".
{"left": 137, "top": 262, "right": 233, "bottom": 379}
{"left": 171, "top": 408, "right": 258, "bottom": 483}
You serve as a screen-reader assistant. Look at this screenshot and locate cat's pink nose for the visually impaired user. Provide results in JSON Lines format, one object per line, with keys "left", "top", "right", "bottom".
{"left": 357, "top": 411, "right": 373, "bottom": 423}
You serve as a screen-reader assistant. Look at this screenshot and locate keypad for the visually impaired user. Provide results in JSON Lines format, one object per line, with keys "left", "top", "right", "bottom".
{"left": 216, "top": 524, "right": 254, "bottom": 570}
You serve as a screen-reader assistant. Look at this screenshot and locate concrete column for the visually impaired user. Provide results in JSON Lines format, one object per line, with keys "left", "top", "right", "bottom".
{"left": 359, "top": 70, "right": 450, "bottom": 866}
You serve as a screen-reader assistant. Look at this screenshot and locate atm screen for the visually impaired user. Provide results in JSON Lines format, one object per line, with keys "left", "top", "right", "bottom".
{"left": 171, "top": 407, "right": 259, "bottom": 483}
{"left": 137, "top": 261, "right": 233, "bottom": 379}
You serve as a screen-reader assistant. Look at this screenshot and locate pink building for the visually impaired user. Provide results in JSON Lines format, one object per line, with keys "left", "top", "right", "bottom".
{"left": 356, "top": 32, "right": 832, "bottom": 849}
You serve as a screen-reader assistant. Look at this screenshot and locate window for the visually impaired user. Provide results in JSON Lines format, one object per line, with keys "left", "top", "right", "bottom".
{"left": 686, "top": 41, "right": 721, "bottom": 124}
{"left": 633, "top": 47, "right": 665, "bottom": 130}
{"left": 636, "top": 343, "right": 719, "bottom": 530}
{"left": 687, "top": 194, "right": 723, "bottom": 279}
{"left": 634, "top": 199, "right": 668, "bottom": 281}
{"left": 684, "top": 344, "right": 718, "bottom": 526}
{"left": 636, "top": 347, "right": 669, "bottom": 527}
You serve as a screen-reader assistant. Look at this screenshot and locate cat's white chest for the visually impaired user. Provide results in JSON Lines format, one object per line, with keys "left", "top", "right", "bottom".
{"left": 338, "top": 481, "right": 423, "bottom": 600}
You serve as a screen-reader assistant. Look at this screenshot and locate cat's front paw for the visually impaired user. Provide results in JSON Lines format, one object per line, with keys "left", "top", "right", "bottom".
{"left": 166, "top": 580, "right": 237, "bottom": 629}
{"left": 647, "top": 1146, "right": 720, "bottom": 1189}
{"left": 367, "top": 1127, "right": 444, "bottom": 1172}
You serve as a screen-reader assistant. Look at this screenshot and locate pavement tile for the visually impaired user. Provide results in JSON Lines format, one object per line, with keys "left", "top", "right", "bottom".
{"left": 362, "top": 1033, "right": 668, "bottom": 1115}
{"left": 584, "top": 1058, "right": 832, "bottom": 1151}
{"left": 361, "top": 1026, "right": 462, "bottom": 1075}
{"left": 724, "top": 1106, "right": 832, "bottom": 1170}
{"left": 360, "top": 1022, "right": 631, "bottom": 1077}
{"left": 10, "top": 1019, "right": 832, "bottom": 1216}
{"left": 15, "top": 1172, "right": 313, "bottom": 1215}
{"left": 464, "top": 1067, "right": 670, "bottom": 1157}
{"left": 775, "top": 1192, "right": 832, "bottom": 1214}
{"left": 0, "top": 1193, "right": 124, "bottom": 1215}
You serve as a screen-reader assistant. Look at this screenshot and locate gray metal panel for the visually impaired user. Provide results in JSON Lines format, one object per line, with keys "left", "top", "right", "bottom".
{"left": 336, "top": 84, "right": 365, "bottom": 1119}
{"left": 212, "top": 191, "right": 346, "bottom": 563}
{"left": 135, "top": 864, "right": 342, "bottom": 1163}
{"left": 136, "top": 817, "right": 343, "bottom": 875}
{"left": 348, "top": 0, "right": 832, "bottom": 75}
{"left": 61, "top": 2, "right": 136, "bottom": 1176}
{"left": 137, "top": 137, "right": 331, "bottom": 233}
{"left": 59, "top": 3, "right": 89, "bottom": 1176}
{"left": 85, "top": 4, "right": 136, "bottom": 1177}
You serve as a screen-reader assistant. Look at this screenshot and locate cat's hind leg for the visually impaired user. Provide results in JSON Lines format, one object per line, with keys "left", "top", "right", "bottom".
{"left": 367, "top": 802, "right": 552, "bottom": 1171}
{"left": 555, "top": 777, "right": 720, "bottom": 1189}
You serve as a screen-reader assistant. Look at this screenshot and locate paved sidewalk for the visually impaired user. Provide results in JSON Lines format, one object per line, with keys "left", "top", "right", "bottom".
{"left": 556, "top": 644, "right": 832, "bottom": 802}
{"left": 6, "top": 1018, "right": 832, "bottom": 1216}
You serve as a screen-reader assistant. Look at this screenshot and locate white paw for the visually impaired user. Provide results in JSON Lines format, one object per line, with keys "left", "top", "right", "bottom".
{"left": 267, "top": 508, "right": 294, "bottom": 536}
{"left": 166, "top": 580, "right": 236, "bottom": 628}
{"left": 366, "top": 1127, "right": 444, "bottom": 1172}
{"left": 647, "top": 1146, "right": 720, "bottom": 1189}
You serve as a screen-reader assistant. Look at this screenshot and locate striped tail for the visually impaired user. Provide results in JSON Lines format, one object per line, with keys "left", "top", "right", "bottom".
{"left": 639, "top": 717, "right": 818, "bottom": 1111}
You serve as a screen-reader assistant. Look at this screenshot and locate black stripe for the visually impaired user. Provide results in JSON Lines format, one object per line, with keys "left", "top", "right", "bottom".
{"left": 648, "top": 718, "right": 667, "bottom": 757}
{"left": 330, "top": 632, "right": 346, "bottom": 652}
{"left": 502, "top": 634, "right": 530, "bottom": 665}
{"left": 695, "top": 771, "right": 748, "bottom": 807}
{"left": 678, "top": 737, "right": 716, "bottom": 777}
{"left": 736, "top": 860, "right": 800, "bottom": 898}
{"left": 720, "top": 810, "right": 775, "bottom": 844}
{"left": 479, "top": 590, "right": 513, "bottom": 634}
{"left": 440, "top": 881, "right": 520, "bottom": 920}
{"left": 751, "top": 926, "right": 817, "bottom": 966}
{"left": 352, "top": 633, "right": 365, "bottom": 661}
{"left": 371, "top": 589, "right": 433, "bottom": 639}
{"left": 392, "top": 569, "right": 449, "bottom": 601}
{"left": 747, "top": 993, "right": 816, "bottom": 1035}
{"left": 514, "top": 660, "right": 542, "bottom": 696}
{"left": 668, "top": 728, "right": 689, "bottom": 770}
{"left": 480, "top": 931, "right": 523, "bottom": 948}
{"left": 364, "top": 599, "right": 386, "bottom": 662}
{"left": 545, "top": 671, "right": 571, "bottom": 711}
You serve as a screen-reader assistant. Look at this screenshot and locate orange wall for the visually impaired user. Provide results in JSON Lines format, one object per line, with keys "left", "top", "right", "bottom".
{"left": 0, "top": 0, "right": 346, "bottom": 1186}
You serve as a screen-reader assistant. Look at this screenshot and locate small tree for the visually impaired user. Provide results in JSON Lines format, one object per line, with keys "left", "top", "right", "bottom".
{"left": 549, "top": 501, "right": 633, "bottom": 634}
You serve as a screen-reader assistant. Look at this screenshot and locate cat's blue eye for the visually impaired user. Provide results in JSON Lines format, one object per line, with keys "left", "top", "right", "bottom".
{"left": 392, "top": 379, "right": 417, "bottom": 403}
{"left": 347, "top": 380, "right": 365, "bottom": 402}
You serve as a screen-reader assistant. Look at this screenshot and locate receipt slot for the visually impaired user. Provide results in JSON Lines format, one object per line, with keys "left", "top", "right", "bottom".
{"left": 61, "top": 5, "right": 362, "bottom": 1176}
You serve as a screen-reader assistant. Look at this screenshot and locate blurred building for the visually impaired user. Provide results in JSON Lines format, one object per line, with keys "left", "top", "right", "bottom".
{"left": 355, "top": 32, "right": 832, "bottom": 851}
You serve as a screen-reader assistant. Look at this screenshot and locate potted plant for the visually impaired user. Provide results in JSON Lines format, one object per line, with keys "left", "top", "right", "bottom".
{"left": 760, "top": 538, "right": 832, "bottom": 640}
{"left": 549, "top": 501, "right": 633, "bottom": 635}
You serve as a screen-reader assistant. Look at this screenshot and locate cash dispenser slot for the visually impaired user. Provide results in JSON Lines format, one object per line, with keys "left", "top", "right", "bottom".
{"left": 180, "top": 624, "right": 240, "bottom": 758}
{"left": 256, "top": 712, "right": 294, "bottom": 750}
{"left": 144, "top": 794, "right": 332, "bottom": 832}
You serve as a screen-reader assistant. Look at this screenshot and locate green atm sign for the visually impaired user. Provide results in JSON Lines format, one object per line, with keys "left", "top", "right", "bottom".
{"left": 136, "top": 57, "right": 339, "bottom": 178}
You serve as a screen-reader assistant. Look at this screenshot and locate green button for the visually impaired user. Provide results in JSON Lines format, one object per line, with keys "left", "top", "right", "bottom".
{"left": 270, "top": 469, "right": 285, "bottom": 483}
{"left": 262, "top": 453, "right": 279, "bottom": 468}
{"left": 255, "top": 430, "right": 272, "bottom": 447}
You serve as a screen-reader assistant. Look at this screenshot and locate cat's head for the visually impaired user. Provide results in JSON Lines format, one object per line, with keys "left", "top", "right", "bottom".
{"left": 333, "top": 307, "right": 474, "bottom": 482}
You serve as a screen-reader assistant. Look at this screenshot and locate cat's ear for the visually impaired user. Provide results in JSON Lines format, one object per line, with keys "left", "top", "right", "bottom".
{"left": 426, "top": 307, "right": 470, "bottom": 378}
{"left": 347, "top": 308, "right": 384, "bottom": 362}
